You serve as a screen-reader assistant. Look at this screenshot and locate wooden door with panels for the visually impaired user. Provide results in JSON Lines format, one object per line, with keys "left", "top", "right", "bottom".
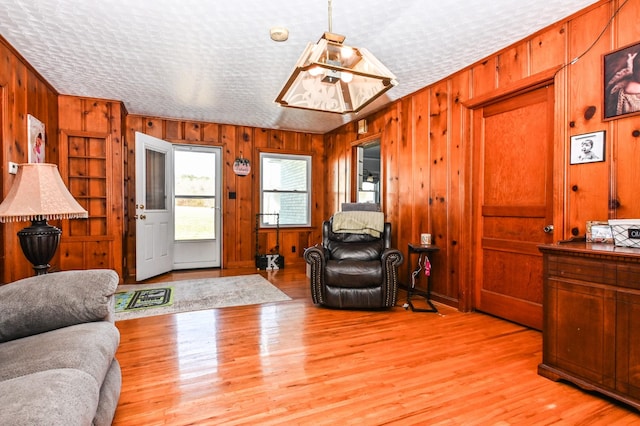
{"left": 472, "top": 85, "right": 555, "bottom": 330}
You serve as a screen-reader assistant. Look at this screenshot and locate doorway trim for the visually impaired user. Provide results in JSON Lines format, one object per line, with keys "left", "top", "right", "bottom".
{"left": 461, "top": 67, "right": 568, "bottom": 330}
{"left": 135, "top": 133, "right": 223, "bottom": 281}
{"left": 173, "top": 144, "right": 222, "bottom": 270}
{"left": 462, "top": 68, "right": 566, "bottom": 315}
{"left": 350, "top": 133, "right": 383, "bottom": 208}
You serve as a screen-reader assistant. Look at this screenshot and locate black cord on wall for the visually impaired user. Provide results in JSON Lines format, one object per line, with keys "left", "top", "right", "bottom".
{"left": 555, "top": 0, "right": 629, "bottom": 77}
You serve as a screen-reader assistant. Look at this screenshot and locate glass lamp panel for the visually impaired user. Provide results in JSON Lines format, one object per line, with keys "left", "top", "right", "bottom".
{"left": 347, "top": 75, "right": 390, "bottom": 111}
{"left": 280, "top": 71, "right": 345, "bottom": 112}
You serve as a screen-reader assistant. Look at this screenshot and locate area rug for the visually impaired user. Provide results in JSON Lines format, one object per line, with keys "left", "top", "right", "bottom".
{"left": 114, "top": 274, "right": 291, "bottom": 321}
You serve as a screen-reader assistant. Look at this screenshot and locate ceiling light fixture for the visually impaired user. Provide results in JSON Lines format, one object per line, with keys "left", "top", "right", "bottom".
{"left": 270, "top": 27, "right": 289, "bottom": 42}
{"left": 274, "top": 0, "right": 397, "bottom": 114}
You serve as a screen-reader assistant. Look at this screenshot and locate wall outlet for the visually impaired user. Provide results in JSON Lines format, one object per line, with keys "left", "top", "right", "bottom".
{"left": 8, "top": 162, "right": 18, "bottom": 175}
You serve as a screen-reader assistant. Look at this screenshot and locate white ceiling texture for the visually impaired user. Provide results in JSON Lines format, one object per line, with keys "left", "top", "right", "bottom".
{"left": 0, "top": 0, "right": 598, "bottom": 134}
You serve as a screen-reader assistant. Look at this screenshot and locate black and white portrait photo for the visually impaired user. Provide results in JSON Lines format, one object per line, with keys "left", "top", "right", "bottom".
{"left": 570, "top": 131, "right": 605, "bottom": 165}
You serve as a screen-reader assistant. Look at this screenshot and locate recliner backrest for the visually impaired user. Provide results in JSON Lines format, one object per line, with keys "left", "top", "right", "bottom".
{"left": 322, "top": 219, "right": 392, "bottom": 261}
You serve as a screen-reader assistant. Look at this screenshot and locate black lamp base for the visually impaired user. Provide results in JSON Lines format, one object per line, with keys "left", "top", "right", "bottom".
{"left": 17, "top": 218, "right": 61, "bottom": 275}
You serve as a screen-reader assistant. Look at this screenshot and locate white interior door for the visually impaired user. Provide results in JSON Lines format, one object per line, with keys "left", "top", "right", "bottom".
{"left": 135, "top": 132, "right": 174, "bottom": 281}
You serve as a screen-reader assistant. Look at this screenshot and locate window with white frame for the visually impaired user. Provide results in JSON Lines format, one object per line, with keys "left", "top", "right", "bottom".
{"left": 260, "top": 152, "right": 311, "bottom": 227}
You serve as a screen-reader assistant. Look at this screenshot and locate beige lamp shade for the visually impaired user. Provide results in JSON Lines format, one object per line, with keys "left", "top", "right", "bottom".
{"left": 0, "top": 163, "right": 88, "bottom": 223}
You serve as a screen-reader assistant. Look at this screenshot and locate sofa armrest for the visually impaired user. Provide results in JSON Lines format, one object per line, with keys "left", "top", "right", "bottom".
{"left": 0, "top": 269, "right": 119, "bottom": 343}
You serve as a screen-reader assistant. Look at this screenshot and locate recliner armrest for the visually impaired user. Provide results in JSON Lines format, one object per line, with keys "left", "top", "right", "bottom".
{"left": 304, "top": 245, "right": 328, "bottom": 265}
{"left": 304, "top": 245, "right": 328, "bottom": 305}
{"left": 381, "top": 248, "right": 404, "bottom": 267}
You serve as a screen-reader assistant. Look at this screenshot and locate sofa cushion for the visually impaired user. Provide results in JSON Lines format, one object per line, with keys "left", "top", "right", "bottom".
{"left": 0, "top": 321, "right": 119, "bottom": 384}
{"left": 0, "top": 269, "right": 119, "bottom": 343}
{"left": 0, "top": 368, "right": 99, "bottom": 426}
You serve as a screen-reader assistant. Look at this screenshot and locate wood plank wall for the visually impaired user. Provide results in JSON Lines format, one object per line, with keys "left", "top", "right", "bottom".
{"left": 2, "top": 0, "right": 638, "bottom": 295}
{"left": 124, "top": 117, "right": 325, "bottom": 280}
{"left": 322, "top": 0, "right": 640, "bottom": 311}
{"left": 0, "top": 36, "right": 58, "bottom": 283}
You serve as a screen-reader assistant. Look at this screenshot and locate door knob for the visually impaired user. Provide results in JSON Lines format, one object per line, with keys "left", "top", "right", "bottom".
{"left": 140, "top": 215, "right": 146, "bottom": 220}
{"left": 543, "top": 225, "right": 554, "bottom": 233}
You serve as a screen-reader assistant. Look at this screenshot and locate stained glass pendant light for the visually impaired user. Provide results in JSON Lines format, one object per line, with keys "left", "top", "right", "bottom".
{"left": 275, "top": 0, "right": 397, "bottom": 114}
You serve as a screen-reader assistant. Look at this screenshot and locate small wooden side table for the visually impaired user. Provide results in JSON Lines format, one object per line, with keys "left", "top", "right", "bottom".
{"left": 404, "top": 243, "right": 439, "bottom": 312}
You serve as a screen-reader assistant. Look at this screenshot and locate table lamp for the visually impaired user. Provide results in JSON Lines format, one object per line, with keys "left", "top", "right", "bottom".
{"left": 0, "top": 163, "right": 88, "bottom": 275}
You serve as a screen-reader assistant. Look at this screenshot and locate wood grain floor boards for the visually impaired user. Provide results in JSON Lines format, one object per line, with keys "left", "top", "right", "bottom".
{"left": 113, "top": 265, "right": 639, "bottom": 425}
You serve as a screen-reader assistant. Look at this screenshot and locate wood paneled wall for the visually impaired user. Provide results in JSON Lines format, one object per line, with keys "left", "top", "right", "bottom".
{"left": 2, "top": 0, "right": 637, "bottom": 294}
{"left": 0, "top": 36, "right": 58, "bottom": 283}
{"left": 323, "top": 0, "right": 640, "bottom": 311}
{"left": 124, "top": 117, "right": 325, "bottom": 280}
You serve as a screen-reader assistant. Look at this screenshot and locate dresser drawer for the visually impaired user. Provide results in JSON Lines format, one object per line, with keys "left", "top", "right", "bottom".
{"left": 617, "top": 263, "right": 640, "bottom": 290}
{"left": 547, "top": 254, "right": 616, "bottom": 285}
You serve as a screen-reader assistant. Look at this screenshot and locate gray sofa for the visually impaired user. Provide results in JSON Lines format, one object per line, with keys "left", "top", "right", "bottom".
{"left": 0, "top": 269, "right": 121, "bottom": 425}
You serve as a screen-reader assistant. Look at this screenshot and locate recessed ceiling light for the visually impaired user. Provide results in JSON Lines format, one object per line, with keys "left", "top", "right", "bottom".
{"left": 270, "top": 27, "right": 289, "bottom": 42}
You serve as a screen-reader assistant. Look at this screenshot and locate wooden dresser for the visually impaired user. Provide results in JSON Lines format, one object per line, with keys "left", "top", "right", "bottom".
{"left": 538, "top": 241, "right": 640, "bottom": 410}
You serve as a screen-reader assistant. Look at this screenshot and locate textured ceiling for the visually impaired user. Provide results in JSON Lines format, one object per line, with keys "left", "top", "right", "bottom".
{"left": 0, "top": 0, "right": 598, "bottom": 134}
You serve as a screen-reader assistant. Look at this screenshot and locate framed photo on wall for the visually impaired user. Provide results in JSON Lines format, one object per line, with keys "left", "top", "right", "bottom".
{"left": 27, "top": 114, "right": 45, "bottom": 163}
{"left": 604, "top": 41, "right": 640, "bottom": 120}
{"left": 570, "top": 131, "right": 605, "bottom": 165}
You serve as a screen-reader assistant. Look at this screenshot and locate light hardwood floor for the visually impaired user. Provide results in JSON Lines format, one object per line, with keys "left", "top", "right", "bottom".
{"left": 113, "top": 265, "right": 638, "bottom": 425}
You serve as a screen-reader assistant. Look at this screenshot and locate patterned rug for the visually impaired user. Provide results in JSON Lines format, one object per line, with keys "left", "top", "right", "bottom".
{"left": 114, "top": 274, "right": 291, "bottom": 321}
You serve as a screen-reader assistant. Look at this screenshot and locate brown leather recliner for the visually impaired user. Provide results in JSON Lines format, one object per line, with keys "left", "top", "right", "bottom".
{"left": 304, "top": 218, "right": 404, "bottom": 309}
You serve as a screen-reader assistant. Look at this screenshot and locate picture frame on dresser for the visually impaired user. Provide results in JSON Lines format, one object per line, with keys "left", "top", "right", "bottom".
{"left": 586, "top": 220, "right": 613, "bottom": 243}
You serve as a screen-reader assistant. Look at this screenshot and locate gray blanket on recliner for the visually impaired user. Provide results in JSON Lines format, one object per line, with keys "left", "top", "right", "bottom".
{"left": 331, "top": 211, "right": 385, "bottom": 237}
{"left": 0, "top": 269, "right": 121, "bottom": 426}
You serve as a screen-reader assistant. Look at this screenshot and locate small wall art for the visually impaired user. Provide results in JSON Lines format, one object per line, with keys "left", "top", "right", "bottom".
{"left": 570, "top": 131, "right": 605, "bottom": 165}
{"left": 232, "top": 156, "right": 251, "bottom": 176}
{"left": 27, "top": 114, "right": 45, "bottom": 163}
{"left": 604, "top": 41, "right": 640, "bottom": 120}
